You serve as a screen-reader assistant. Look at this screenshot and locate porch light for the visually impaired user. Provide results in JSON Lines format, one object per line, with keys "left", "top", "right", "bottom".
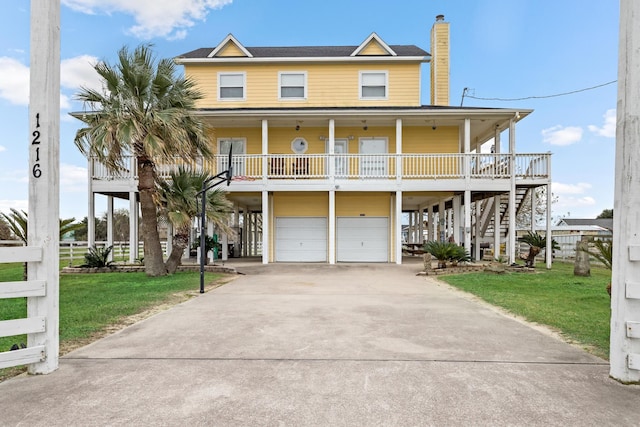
{"left": 362, "top": 120, "right": 368, "bottom": 131}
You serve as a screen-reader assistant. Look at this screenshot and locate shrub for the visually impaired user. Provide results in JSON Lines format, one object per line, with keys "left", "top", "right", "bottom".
{"left": 82, "top": 245, "right": 114, "bottom": 268}
{"left": 423, "top": 241, "right": 470, "bottom": 268}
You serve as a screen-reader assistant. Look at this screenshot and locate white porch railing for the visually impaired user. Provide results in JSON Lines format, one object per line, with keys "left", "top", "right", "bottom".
{"left": 91, "top": 153, "right": 551, "bottom": 182}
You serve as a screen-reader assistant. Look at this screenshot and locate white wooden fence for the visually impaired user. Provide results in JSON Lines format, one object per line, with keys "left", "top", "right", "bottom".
{"left": 0, "top": 240, "right": 168, "bottom": 265}
{"left": 0, "top": 246, "right": 47, "bottom": 369}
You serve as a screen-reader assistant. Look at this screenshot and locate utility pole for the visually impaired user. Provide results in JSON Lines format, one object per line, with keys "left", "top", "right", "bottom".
{"left": 610, "top": 0, "right": 640, "bottom": 384}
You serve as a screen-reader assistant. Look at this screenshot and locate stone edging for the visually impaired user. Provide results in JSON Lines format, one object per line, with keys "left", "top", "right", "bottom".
{"left": 62, "top": 264, "right": 238, "bottom": 274}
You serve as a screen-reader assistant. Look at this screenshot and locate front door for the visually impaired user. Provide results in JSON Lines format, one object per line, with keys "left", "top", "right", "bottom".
{"left": 218, "top": 138, "right": 246, "bottom": 176}
{"left": 359, "top": 138, "right": 387, "bottom": 177}
{"left": 327, "top": 139, "right": 349, "bottom": 177}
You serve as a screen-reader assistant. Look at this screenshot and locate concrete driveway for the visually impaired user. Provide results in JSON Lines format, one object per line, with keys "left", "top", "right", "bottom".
{"left": 1, "top": 261, "right": 639, "bottom": 426}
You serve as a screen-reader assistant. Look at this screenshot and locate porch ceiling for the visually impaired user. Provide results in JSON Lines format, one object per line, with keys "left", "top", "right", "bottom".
{"left": 197, "top": 107, "right": 531, "bottom": 147}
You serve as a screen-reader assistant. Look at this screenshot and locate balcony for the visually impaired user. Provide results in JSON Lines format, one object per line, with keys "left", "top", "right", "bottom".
{"left": 90, "top": 153, "right": 550, "bottom": 192}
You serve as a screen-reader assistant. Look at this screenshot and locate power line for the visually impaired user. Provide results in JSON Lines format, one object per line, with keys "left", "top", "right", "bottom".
{"left": 460, "top": 80, "right": 617, "bottom": 105}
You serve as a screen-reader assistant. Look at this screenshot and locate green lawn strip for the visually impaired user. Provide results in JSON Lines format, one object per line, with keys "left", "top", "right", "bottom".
{"left": 439, "top": 262, "right": 611, "bottom": 359}
{"left": 1, "top": 263, "right": 224, "bottom": 379}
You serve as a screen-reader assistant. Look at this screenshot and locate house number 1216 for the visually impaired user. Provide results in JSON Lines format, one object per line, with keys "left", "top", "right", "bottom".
{"left": 32, "top": 113, "right": 42, "bottom": 178}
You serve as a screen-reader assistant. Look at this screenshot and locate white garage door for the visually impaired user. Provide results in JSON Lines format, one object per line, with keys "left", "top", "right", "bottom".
{"left": 275, "top": 217, "right": 327, "bottom": 262}
{"left": 337, "top": 217, "right": 388, "bottom": 262}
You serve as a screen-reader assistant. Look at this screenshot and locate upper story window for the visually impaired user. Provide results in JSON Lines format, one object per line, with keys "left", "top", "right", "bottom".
{"left": 360, "top": 71, "right": 388, "bottom": 100}
{"left": 279, "top": 72, "right": 307, "bottom": 100}
{"left": 218, "top": 72, "right": 246, "bottom": 100}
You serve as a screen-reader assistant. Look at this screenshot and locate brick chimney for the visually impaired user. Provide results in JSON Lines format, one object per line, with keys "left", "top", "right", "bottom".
{"left": 430, "top": 14, "right": 450, "bottom": 106}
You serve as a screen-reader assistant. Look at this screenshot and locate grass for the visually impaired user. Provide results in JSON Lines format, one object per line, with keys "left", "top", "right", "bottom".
{"left": 0, "top": 262, "right": 228, "bottom": 381}
{"left": 439, "top": 261, "right": 612, "bottom": 359}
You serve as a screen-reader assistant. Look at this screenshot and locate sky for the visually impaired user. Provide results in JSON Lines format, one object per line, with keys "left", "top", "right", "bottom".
{"left": 0, "top": 0, "right": 620, "bottom": 223}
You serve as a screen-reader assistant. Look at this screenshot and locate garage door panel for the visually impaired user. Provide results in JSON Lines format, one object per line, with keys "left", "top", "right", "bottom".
{"left": 276, "top": 217, "right": 327, "bottom": 262}
{"left": 337, "top": 217, "right": 388, "bottom": 262}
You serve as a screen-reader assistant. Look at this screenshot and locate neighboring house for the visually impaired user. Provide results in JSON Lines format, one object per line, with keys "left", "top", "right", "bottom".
{"left": 557, "top": 218, "right": 614, "bottom": 232}
{"left": 85, "top": 15, "right": 552, "bottom": 265}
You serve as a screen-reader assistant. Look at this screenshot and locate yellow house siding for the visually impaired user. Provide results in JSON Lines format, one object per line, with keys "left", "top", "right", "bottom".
{"left": 358, "top": 41, "right": 390, "bottom": 56}
{"left": 402, "top": 126, "right": 458, "bottom": 153}
{"left": 216, "top": 43, "right": 247, "bottom": 57}
{"left": 186, "top": 62, "right": 421, "bottom": 108}
{"left": 273, "top": 192, "right": 329, "bottom": 217}
{"left": 336, "top": 192, "right": 390, "bottom": 216}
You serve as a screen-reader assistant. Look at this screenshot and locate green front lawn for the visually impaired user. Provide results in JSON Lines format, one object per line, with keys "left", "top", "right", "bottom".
{"left": 439, "top": 262, "right": 611, "bottom": 359}
{"left": 1, "top": 263, "right": 226, "bottom": 380}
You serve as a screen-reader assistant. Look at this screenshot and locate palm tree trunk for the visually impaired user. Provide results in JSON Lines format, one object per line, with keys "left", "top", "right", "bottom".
{"left": 137, "top": 157, "right": 167, "bottom": 276}
{"left": 165, "top": 227, "right": 189, "bottom": 274}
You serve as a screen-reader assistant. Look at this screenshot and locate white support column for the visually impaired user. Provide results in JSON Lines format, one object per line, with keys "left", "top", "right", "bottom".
{"left": 262, "top": 119, "right": 268, "bottom": 180}
{"left": 106, "top": 196, "right": 114, "bottom": 261}
{"left": 611, "top": 0, "right": 640, "bottom": 384}
{"left": 494, "top": 128, "right": 502, "bottom": 260}
{"left": 464, "top": 191, "right": 471, "bottom": 254}
{"left": 129, "top": 192, "right": 137, "bottom": 263}
{"left": 508, "top": 117, "right": 517, "bottom": 265}
{"left": 439, "top": 200, "right": 446, "bottom": 242}
{"left": 453, "top": 195, "right": 461, "bottom": 244}
{"left": 447, "top": 206, "right": 453, "bottom": 241}
{"left": 87, "top": 191, "right": 95, "bottom": 249}
{"left": 396, "top": 118, "right": 403, "bottom": 184}
{"left": 546, "top": 183, "right": 553, "bottom": 269}
{"left": 531, "top": 188, "right": 537, "bottom": 233}
{"left": 243, "top": 209, "right": 249, "bottom": 257}
{"left": 253, "top": 212, "right": 259, "bottom": 257}
{"left": 328, "top": 119, "right": 335, "bottom": 181}
{"left": 396, "top": 190, "right": 403, "bottom": 264}
{"left": 418, "top": 207, "right": 424, "bottom": 244}
{"left": 329, "top": 190, "right": 336, "bottom": 264}
{"left": 262, "top": 191, "right": 269, "bottom": 264}
{"left": 27, "top": 0, "right": 60, "bottom": 375}
{"left": 221, "top": 231, "right": 228, "bottom": 261}
{"left": 475, "top": 200, "right": 482, "bottom": 261}
{"left": 432, "top": 206, "right": 438, "bottom": 241}
{"left": 427, "top": 206, "right": 433, "bottom": 241}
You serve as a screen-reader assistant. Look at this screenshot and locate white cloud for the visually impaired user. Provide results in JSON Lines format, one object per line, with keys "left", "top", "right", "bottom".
{"left": 0, "top": 145, "right": 6, "bottom": 153}
{"left": 61, "top": 55, "right": 101, "bottom": 91}
{"left": 0, "top": 57, "right": 29, "bottom": 105}
{"left": 0, "top": 199, "right": 28, "bottom": 215}
{"left": 588, "top": 108, "right": 616, "bottom": 138}
{"left": 0, "top": 55, "right": 100, "bottom": 109}
{"left": 62, "top": 0, "right": 233, "bottom": 39}
{"left": 541, "top": 125, "right": 583, "bottom": 146}
{"left": 552, "top": 182, "right": 596, "bottom": 213}
{"left": 552, "top": 182, "right": 592, "bottom": 195}
{"left": 61, "top": 164, "right": 88, "bottom": 193}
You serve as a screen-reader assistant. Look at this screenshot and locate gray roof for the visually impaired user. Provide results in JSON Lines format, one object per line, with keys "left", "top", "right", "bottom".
{"left": 177, "top": 45, "right": 429, "bottom": 59}
{"left": 559, "top": 218, "right": 614, "bottom": 230}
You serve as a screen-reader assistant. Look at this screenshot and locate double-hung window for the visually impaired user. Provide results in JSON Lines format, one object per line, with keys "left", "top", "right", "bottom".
{"left": 279, "top": 72, "right": 306, "bottom": 100}
{"left": 218, "top": 72, "right": 245, "bottom": 100}
{"left": 360, "top": 71, "right": 388, "bottom": 100}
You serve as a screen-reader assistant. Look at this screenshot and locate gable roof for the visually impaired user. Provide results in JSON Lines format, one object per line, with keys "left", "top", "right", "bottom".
{"left": 558, "top": 218, "right": 614, "bottom": 230}
{"left": 351, "top": 32, "right": 397, "bottom": 56}
{"left": 176, "top": 33, "right": 429, "bottom": 63}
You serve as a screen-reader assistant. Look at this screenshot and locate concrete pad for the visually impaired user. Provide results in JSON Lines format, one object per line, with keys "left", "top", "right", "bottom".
{"left": 1, "top": 262, "right": 639, "bottom": 426}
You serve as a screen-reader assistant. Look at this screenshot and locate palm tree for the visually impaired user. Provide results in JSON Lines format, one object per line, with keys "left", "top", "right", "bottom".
{"left": 0, "top": 209, "right": 84, "bottom": 279}
{"left": 157, "top": 168, "right": 232, "bottom": 274}
{"left": 517, "top": 231, "right": 560, "bottom": 267}
{"left": 73, "top": 44, "right": 211, "bottom": 276}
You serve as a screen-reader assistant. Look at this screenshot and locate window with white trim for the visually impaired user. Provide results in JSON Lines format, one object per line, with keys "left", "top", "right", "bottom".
{"left": 279, "top": 72, "right": 307, "bottom": 100}
{"left": 360, "top": 71, "right": 388, "bottom": 100}
{"left": 218, "top": 72, "right": 245, "bottom": 100}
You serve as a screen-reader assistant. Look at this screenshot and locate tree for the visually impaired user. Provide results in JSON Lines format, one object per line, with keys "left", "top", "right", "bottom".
{"left": 515, "top": 186, "right": 558, "bottom": 229}
{"left": 0, "top": 215, "right": 13, "bottom": 240}
{"left": 0, "top": 209, "right": 83, "bottom": 279}
{"left": 74, "top": 44, "right": 211, "bottom": 277}
{"left": 517, "top": 231, "right": 560, "bottom": 267}
{"left": 596, "top": 209, "right": 613, "bottom": 219}
{"left": 157, "top": 168, "right": 232, "bottom": 274}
